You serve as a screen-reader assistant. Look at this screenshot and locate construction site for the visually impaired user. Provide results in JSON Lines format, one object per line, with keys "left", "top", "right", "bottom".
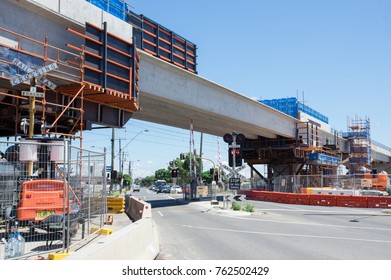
{"left": 0, "top": 0, "right": 391, "bottom": 260}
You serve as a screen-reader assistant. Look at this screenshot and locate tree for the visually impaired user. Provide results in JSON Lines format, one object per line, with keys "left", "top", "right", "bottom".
{"left": 155, "top": 168, "right": 172, "bottom": 183}
{"left": 140, "top": 175, "right": 155, "bottom": 187}
{"left": 123, "top": 174, "right": 132, "bottom": 187}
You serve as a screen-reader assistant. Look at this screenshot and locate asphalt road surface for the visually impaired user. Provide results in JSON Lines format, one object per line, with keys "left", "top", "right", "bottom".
{"left": 133, "top": 188, "right": 391, "bottom": 260}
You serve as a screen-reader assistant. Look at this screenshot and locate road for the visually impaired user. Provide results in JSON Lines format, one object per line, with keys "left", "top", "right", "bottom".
{"left": 132, "top": 188, "right": 391, "bottom": 260}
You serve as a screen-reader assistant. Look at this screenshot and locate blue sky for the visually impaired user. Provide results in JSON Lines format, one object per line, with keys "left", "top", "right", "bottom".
{"left": 83, "top": 0, "right": 391, "bottom": 179}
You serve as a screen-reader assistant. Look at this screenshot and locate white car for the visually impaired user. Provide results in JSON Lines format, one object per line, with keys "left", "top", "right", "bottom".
{"left": 171, "top": 186, "right": 182, "bottom": 194}
{"left": 133, "top": 185, "right": 140, "bottom": 192}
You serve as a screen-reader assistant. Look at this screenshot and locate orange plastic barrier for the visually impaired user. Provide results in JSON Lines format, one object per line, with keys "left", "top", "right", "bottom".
{"left": 366, "top": 197, "right": 391, "bottom": 208}
{"left": 286, "top": 193, "right": 310, "bottom": 205}
{"left": 336, "top": 196, "right": 368, "bottom": 208}
{"left": 309, "top": 194, "right": 337, "bottom": 206}
{"left": 238, "top": 190, "right": 391, "bottom": 209}
{"left": 17, "top": 179, "right": 70, "bottom": 222}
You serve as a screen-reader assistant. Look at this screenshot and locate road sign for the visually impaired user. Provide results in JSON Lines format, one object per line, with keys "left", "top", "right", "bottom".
{"left": 233, "top": 195, "right": 246, "bottom": 201}
{"left": 21, "top": 91, "right": 44, "bottom": 98}
{"left": 229, "top": 177, "right": 241, "bottom": 189}
{"left": 10, "top": 58, "right": 58, "bottom": 90}
{"left": 222, "top": 164, "right": 246, "bottom": 173}
{"left": 222, "top": 164, "right": 247, "bottom": 180}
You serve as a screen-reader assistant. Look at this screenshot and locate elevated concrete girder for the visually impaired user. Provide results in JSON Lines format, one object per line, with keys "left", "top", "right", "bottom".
{"left": 134, "top": 93, "right": 276, "bottom": 139}
{"left": 138, "top": 51, "right": 298, "bottom": 140}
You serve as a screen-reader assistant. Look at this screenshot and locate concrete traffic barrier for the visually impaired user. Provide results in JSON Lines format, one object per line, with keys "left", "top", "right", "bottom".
{"left": 63, "top": 218, "right": 159, "bottom": 260}
{"left": 63, "top": 196, "right": 159, "bottom": 260}
{"left": 125, "top": 196, "right": 152, "bottom": 221}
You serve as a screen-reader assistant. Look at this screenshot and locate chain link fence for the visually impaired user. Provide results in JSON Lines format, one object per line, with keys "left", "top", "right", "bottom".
{"left": 0, "top": 139, "right": 107, "bottom": 259}
{"left": 273, "top": 173, "right": 391, "bottom": 195}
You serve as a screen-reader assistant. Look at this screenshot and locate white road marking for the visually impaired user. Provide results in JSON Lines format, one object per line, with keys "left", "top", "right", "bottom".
{"left": 182, "top": 224, "right": 391, "bottom": 244}
{"left": 216, "top": 214, "right": 391, "bottom": 232}
{"left": 158, "top": 211, "right": 164, "bottom": 217}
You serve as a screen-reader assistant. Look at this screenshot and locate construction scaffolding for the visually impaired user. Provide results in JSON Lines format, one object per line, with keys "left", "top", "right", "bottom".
{"left": 344, "top": 116, "right": 371, "bottom": 174}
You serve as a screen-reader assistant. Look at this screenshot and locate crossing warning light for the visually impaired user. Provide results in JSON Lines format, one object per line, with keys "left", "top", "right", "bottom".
{"left": 228, "top": 148, "right": 242, "bottom": 167}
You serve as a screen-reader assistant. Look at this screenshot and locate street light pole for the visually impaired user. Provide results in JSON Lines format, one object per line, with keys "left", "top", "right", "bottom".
{"left": 121, "top": 129, "right": 149, "bottom": 151}
{"left": 201, "top": 157, "right": 217, "bottom": 200}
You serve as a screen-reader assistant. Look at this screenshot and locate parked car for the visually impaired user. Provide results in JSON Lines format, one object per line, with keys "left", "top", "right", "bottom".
{"left": 133, "top": 185, "right": 140, "bottom": 192}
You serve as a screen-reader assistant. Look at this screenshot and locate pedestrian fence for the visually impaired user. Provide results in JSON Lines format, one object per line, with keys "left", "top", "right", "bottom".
{"left": 0, "top": 139, "right": 107, "bottom": 259}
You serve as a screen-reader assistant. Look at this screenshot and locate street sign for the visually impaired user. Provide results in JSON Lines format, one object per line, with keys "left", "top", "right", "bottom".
{"left": 21, "top": 91, "right": 44, "bottom": 98}
{"left": 233, "top": 194, "right": 246, "bottom": 201}
{"left": 10, "top": 58, "right": 58, "bottom": 90}
{"left": 222, "top": 164, "right": 247, "bottom": 180}
{"left": 222, "top": 164, "right": 246, "bottom": 173}
{"left": 229, "top": 177, "right": 241, "bottom": 189}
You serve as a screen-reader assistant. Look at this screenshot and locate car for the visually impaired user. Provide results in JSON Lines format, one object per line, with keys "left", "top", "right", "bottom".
{"left": 171, "top": 186, "right": 182, "bottom": 194}
{"left": 156, "top": 185, "right": 170, "bottom": 194}
{"left": 133, "top": 185, "right": 140, "bottom": 192}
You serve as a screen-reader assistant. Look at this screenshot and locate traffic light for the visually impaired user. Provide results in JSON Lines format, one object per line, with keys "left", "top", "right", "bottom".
{"left": 111, "top": 170, "right": 118, "bottom": 180}
{"left": 228, "top": 148, "right": 242, "bottom": 167}
{"left": 171, "top": 168, "right": 178, "bottom": 177}
{"left": 223, "top": 133, "right": 233, "bottom": 144}
{"left": 209, "top": 168, "right": 218, "bottom": 181}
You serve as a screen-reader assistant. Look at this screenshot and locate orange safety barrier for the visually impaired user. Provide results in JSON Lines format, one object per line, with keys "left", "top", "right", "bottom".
{"left": 286, "top": 193, "right": 310, "bottom": 205}
{"left": 275, "top": 193, "right": 290, "bottom": 204}
{"left": 238, "top": 190, "right": 391, "bottom": 209}
{"left": 251, "top": 191, "right": 269, "bottom": 201}
{"left": 309, "top": 194, "right": 337, "bottom": 207}
{"left": 366, "top": 197, "right": 391, "bottom": 208}
{"left": 17, "top": 179, "right": 71, "bottom": 222}
{"left": 336, "top": 196, "right": 368, "bottom": 208}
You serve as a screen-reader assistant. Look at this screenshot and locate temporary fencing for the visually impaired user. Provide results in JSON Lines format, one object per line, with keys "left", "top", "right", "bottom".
{"left": 239, "top": 173, "right": 391, "bottom": 209}
{"left": 0, "top": 139, "right": 107, "bottom": 259}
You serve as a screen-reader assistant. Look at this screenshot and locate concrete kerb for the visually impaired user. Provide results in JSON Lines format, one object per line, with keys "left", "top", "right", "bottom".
{"left": 189, "top": 200, "right": 253, "bottom": 217}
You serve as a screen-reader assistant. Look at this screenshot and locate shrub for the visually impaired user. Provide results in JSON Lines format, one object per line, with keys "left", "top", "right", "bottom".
{"left": 231, "top": 201, "right": 241, "bottom": 211}
{"left": 244, "top": 203, "right": 255, "bottom": 213}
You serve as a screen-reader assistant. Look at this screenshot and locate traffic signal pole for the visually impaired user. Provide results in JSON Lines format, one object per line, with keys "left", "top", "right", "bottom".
{"left": 231, "top": 132, "right": 239, "bottom": 195}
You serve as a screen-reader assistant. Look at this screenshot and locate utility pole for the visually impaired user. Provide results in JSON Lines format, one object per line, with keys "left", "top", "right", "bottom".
{"left": 199, "top": 132, "right": 203, "bottom": 183}
{"left": 110, "top": 128, "right": 115, "bottom": 193}
{"left": 119, "top": 139, "right": 123, "bottom": 193}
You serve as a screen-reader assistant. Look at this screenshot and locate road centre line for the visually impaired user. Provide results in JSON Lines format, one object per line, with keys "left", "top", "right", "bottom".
{"left": 182, "top": 225, "right": 391, "bottom": 244}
